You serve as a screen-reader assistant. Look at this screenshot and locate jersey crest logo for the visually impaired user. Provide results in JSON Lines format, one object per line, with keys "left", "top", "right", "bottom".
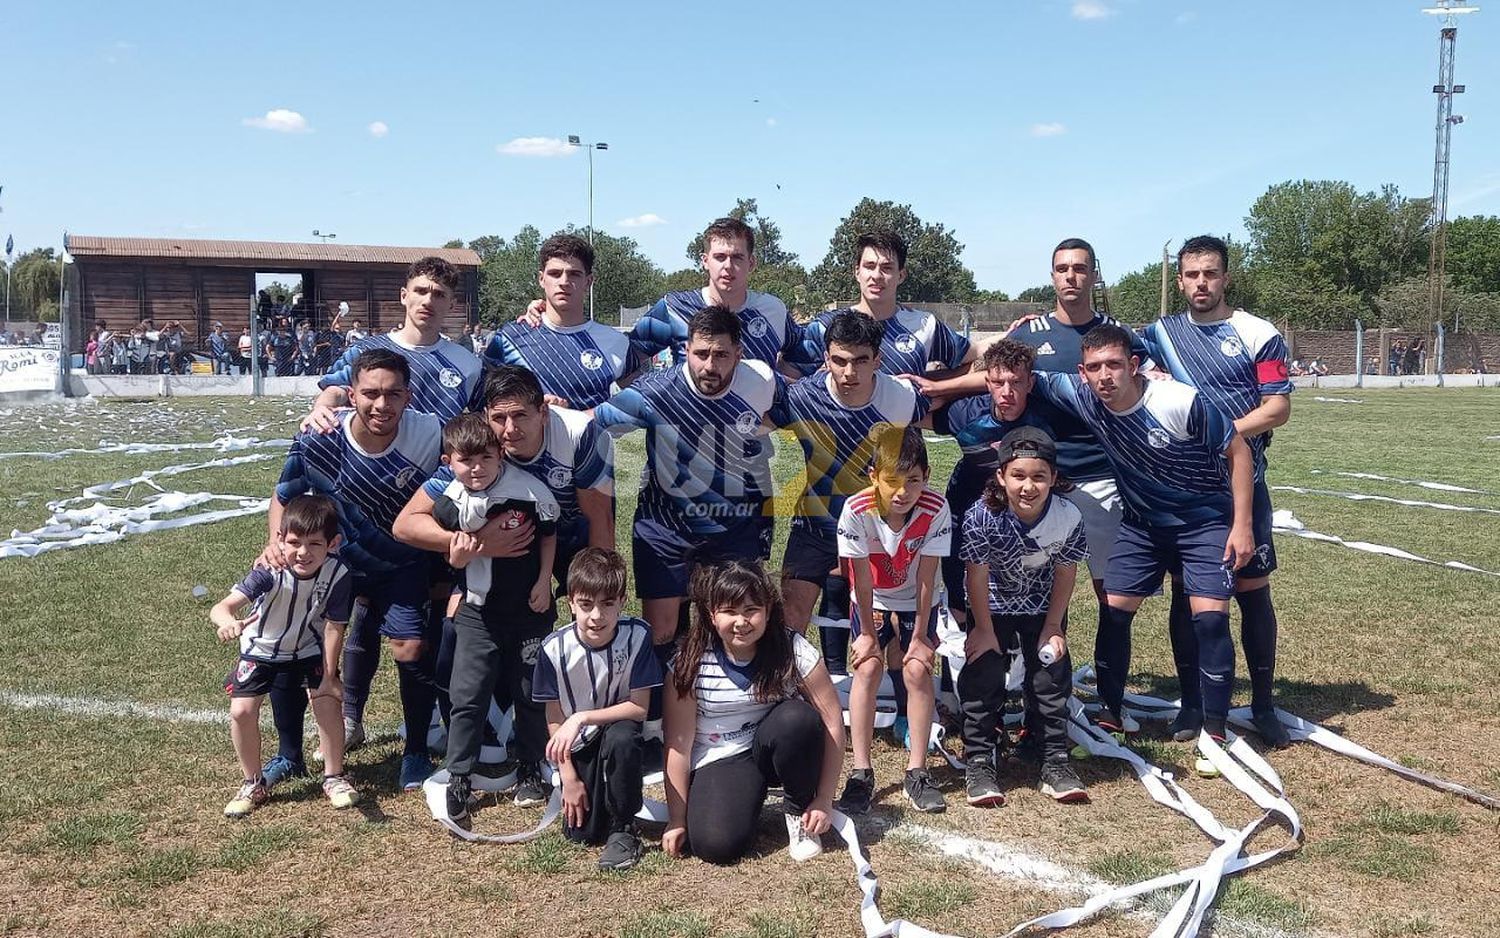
{"left": 1147, "top": 428, "right": 1171, "bottom": 449}
{"left": 393, "top": 466, "right": 421, "bottom": 489}
{"left": 235, "top": 659, "right": 257, "bottom": 683}
{"left": 547, "top": 465, "right": 571, "bottom": 489}
{"left": 580, "top": 350, "right": 605, "bottom": 371}
{"left": 745, "top": 317, "right": 769, "bottom": 339}
{"left": 1219, "top": 336, "right": 1244, "bottom": 357}
{"left": 904, "top": 536, "right": 925, "bottom": 554}
{"left": 894, "top": 335, "right": 919, "bottom": 353}
{"left": 1036, "top": 342, "right": 1056, "bottom": 356}
{"left": 734, "top": 411, "right": 759, "bottom": 434}
{"left": 438, "top": 368, "right": 463, "bottom": 389}
{"left": 310, "top": 578, "right": 331, "bottom": 604}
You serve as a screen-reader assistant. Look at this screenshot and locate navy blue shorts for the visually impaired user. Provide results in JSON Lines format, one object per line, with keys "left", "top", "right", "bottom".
{"left": 225, "top": 655, "right": 323, "bottom": 698}
{"left": 850, "top": 606, "right": 940, "bottom": 651}
{"left": 631, "top": 513, "right": 773, "bottom": 600}
{"left": 1105, "top": 520, "right": 1236, "bottom": 601}
{"left": 780, "top": 522, "right": 840, "bottom": 584}
{"left": 1238, "top": 479, "right": 1279, "bottom": 579}
{"left": 352, "top": 567, "right": 431, "bottom": 641}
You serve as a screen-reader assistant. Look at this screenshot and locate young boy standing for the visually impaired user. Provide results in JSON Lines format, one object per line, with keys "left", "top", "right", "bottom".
{"left": 212, "top": 494, "right": 360, "bottom": 817}
{"left": 835, "top": 426, "right": 952, "bottom": 814}
{"left": 527, "top": 549, "right": 662, "bottom": 870}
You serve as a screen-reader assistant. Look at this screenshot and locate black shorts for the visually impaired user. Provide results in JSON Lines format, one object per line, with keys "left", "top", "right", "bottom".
{"left": 632, "top": 513, "right": 773, "bottom": 600}
{"left": 780, "top": 523, "right": 840, "bottom": 584}
{"left": 225, "top": 656, "right": 323, "bottom": 698}
{"left": 1239, "top": 479, "right": 1279, "bottom": 579}
{"left": 850, "top": 607, "right": 940, "bottom": 651}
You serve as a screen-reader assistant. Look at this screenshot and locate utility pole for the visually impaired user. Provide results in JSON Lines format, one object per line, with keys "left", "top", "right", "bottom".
{"left": 1421, "top": 2, "right": 1479, "bottom": 341}
{"left": 1160, "top": 241, "right": 1171, "bottom": 317}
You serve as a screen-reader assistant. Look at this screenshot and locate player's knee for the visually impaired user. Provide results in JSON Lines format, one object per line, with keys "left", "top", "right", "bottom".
{"left": 389, "top": 638, "right": 423, "bottom": 663}
{"left": 229, "top": 698, "right": 260, "bottom": 723}
{"left": 903, "top": 655, "right": 933, "bottom": 686}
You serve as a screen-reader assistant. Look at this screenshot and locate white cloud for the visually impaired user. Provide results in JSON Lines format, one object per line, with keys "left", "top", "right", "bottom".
{"left": 497, "top": 136, "right": 576, "bottom": 158}
{"left": 1175, "top": 10, "right": 1197, "bottom": 24}
{"left": 242, "top": 108, "right": 311, "bottom": 133}
{"left": 367, "top": 121, "right": 389, "bottom": 138}
{"left": 617, "top": 213, "right": 667, "bottom": 228}
{"left": 1030, "top": 122, "right": 1067, "bottom": 138}
{"left": 1071, "top": 0, "right": 1113, "bottom": 20}
{"left": 766, "top": 117, "right": 778, "bottom": 127}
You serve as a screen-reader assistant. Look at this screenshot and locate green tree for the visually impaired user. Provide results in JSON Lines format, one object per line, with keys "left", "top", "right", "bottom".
{"left": 1107, "top": 265, "right": 1176, "bottom": 321}
{"left": 1016, "top": 285, "right": 1055, "bottom": 304}
{"left": 661, "top": 268, "right": 704, "bottom": 294}
{"left": 809, "top": 198, "right": 977, "bottom": 305}
{"left": 261, "top": 280, "right": 299, "bottom": 306}
{"left": 11, "top": 248, "right": 60, "bottom": 318}
{"left": 567, "top": 226, "right": 664, "bottom": 326}
{"left": 972, "top": 288, "right": 1011, "bottom": 304}
{"left": 442, "top": 238, "right": 465, "bottom": 249}
{"left": 473, "top": 226, "right": 545, "bottom": 325}
{"left": 1445, "top": 215, "right": 1500, "bottom": 295}
{"left": 684, "top": 197, "right": 798, "bottom": 267}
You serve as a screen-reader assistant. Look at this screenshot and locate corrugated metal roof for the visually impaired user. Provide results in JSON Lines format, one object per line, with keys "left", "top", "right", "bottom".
{"left": 66, "top": 235, "right": 480, "bottom": 268}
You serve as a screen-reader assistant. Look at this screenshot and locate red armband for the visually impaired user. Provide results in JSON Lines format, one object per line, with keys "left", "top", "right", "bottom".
{"left": 1256, "top": 360, "right": 1289, "bottom": 384}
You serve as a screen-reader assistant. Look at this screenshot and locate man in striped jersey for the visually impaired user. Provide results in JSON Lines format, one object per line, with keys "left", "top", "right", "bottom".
{"left": 630, "top": 217, "right": 805, "bottom": 375}
{"left": 798, "top": 231, "right": 975, "bottom": 379}
{"left": 770, "top": 311, "right": 929, "bottom": 674}
{"left": 269, "top": 348, "right": 446, "bottom": 791}
{"left": 1031, "top": 325, "right": 1255, "bottom": 747}
{"left": 593, "top": 305, "right": 782, "bottom": 662}
{"left": 484, "top": 235, "right": 646, "bottom": 409}
{"left": 1140, "top": 235, "right": 1293, "bottom": 747}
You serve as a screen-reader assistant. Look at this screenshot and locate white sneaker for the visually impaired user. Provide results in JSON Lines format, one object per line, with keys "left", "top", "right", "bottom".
{"left": 784, "top": 814, "right": 823, "bottom": 862}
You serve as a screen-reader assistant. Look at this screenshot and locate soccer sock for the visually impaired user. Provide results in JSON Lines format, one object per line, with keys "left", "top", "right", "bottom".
{"left": 1094, "top": 605, "right": 1136, "bottom": 718}
{"left": 395, "top": 657, "right": 438, "bottom": 758}
{"left": 648, "top": 642, "right": 675, "bottom": 722}
{"left": 819, "top": 575, "right": 851, "bottom": 675}
{"left": 1167, "top": 581, "right": 1202, "bottom": 712}
{"left": 340, "top": 619, "right": 381, "bottom": 724}
{"left": 888, "top": 669, "right": 909, "bottom": 718}
{"left": 1191, "top": 610, "right": 1235, "bottom": 724}
{"left": 269, "top": 672, "right": 308, "bottom": 764}
{"left": 1236, "top": 586, "right": 1279, "bottom": 713}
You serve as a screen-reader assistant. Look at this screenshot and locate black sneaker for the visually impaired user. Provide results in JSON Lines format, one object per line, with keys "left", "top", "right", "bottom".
{"left": 1251, "top": 708, "right": 1292, "bottom": 750}
{"left": 446, "top": 774, "right": 473, "bottom": 830}
{"left": 903, "top": 768, "right": 946, "bottom": 814}
{"left": 965, "top": 755, "right": 1005, "bottom": 807}
{"left": 1011, "top": 729, "right": 1042, "bottom": 765}
{"left": 1169, "top": 707, "right": 1203, "bottom": 743}
{"left": 1093, "top": 708, "right": 1127, "bottom": 741}
{"left": 1038, "top": 760, "right": 1090, "bottom": 804}
{"left": 513, "top": 762, "right": 550, "bottom": 808}
{"left": 835, "top": 769, "right": 874, "bottom": 816}
{"left": 598, "top": 829, "right": 644, "bottom": 871}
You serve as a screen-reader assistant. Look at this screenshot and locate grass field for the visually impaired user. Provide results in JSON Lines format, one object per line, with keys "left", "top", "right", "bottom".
{"left": 1, "top": 389, "right": 1498, "bottom": 938}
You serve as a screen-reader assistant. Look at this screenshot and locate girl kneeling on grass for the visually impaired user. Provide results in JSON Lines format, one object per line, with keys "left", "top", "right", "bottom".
{"left": 662, "top": 561, "right": 846, "bottom": 865}
{"left": 959, "top": 427, "right": 1091, "bottom": 807}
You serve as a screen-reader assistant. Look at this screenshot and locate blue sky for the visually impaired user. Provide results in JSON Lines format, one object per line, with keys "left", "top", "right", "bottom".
{"left": 3, "top": 1, "right": 1497, "bottom": 295}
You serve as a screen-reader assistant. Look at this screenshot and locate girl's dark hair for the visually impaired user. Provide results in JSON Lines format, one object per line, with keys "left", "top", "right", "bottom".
{"left": 981, "top": 464, "right": 1075, "bottom": 513}
{"left": 672, "top": 561, "right": 798, "bottom": 703}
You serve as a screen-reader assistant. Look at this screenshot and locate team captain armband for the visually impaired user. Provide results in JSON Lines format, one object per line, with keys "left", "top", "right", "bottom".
{"left": 1257, "top": 359, "right": 1289, "bottom": 384}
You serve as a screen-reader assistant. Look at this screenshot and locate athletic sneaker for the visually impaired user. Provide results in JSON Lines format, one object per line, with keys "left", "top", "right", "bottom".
{"left": 446, "top": 774, "right": 473, "bottom": 830}
{"left": 399, "top": 753, "right": 434, "bottom": 791}
{"left": 312, "top": 718, "right": 365, "bottom": 762}
{"left": 261, "top": 755, "right": 309, "bottom": 789}
{"left": 903, "top": 769, "right": 946, "bottom": 814}
{"left": 1038, "top": 761, "right": 1090, "bottom": 804}
{"left": 835, "top": 769, "right": 875, "bottom": 816}
{"left": 1194, "top": 731, "right": 1229, "bottom": 779}
{"left": 224, "top": 778, "right": 268, "bottom": 818}
{"left": 322, "top": 774, "right": 360, "bottom": 810}
{"left": 1093, "top": 709, "right": 1128, "bottom": 742}
{"left": 784, "top": 814, "right": 823, "bottom": 862}
{"left": 1251, "top": 709, "right": 1292, "bottom": 750}
{"left": 965, "top": 755, "right": 1005, "bottom": 807}
{"left": 598, "top": 829, "right": 644, "bottom": 871}
{"left": 513, "top": 762, "right": 550, "bottom": 807}
{"left": 1169, "top": 707, "right": 1204, "bottom": 743}
{"left": 1011, "top": 729, "right": 1041, "bottom": 765}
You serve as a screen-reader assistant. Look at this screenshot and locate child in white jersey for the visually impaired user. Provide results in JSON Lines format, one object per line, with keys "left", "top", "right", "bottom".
{"left": 211, "top": 495, "right": 359, "bottom": 818}
{"left": 835, "top": 425, "right": 952, "bottom": 815}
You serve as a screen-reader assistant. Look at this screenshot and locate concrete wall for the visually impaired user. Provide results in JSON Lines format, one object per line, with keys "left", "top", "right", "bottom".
{"left": 67, "top": 374, "right": 323, "bottom": 398}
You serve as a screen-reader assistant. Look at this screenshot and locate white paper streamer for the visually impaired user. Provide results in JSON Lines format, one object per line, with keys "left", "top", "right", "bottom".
{"left": 1271, "top": 485, "right": 1500, "bottom": 515}
{"left": 1311, "top": 396, "right": 1363, "bottom": 403}
{"left": 1, "top": 492, "right": 268, "bottom": 558}
{"left": 1310, "top": 469, "right": 1494, "bottom": 496}
{"left": 1272, "top": 509, "right": 1500, "bottom": 577}
{"left": 0, "top": 433, "right": 289, "bottom": 461}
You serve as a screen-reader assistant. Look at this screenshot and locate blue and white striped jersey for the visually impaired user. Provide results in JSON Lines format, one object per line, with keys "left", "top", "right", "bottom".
{"left": 799, "top": 306, "right": 971, "bottom": 377}
{"left": 594, "top": 360, "right": 782, "bottom": 537}
{"left": 320, "top": 333, "right": 483, "bottom": 423}
{"left": 1033, "top": 373, "right": 1237, "bottom": 527}
{"left": 770, "top": 372, "right": 928, "bottom": 539}
{"left": 686, "top": 631, "right": 820, "bottom": 769}
{"left": 275, "top": 410, "right": 443, "bottom": 575}
{"left": 532, "top": 616, "right": 662, "bottom": 751}
{"left": 1141, "top": 310, "right": 1293, "bottom": 476}
{"left": 631, "top": 289, "right": 802, "bottom": 367}
{"left": 959, "top": 495, "right": 1088, "bottom": 616}
{"left": 931, "top": 393, "right": 1056, "bottom": 508}
{"left": 483, "top": 318, "right": 644, "bottom": 410}
{"left": 1009, "top": 313, "right": 1154, "bottom": 484}
{"left": 232, "top": 560, "right": 353, "bottom": 662}
{"left": 423, "top": 406, "right": 612, "bottom": 550}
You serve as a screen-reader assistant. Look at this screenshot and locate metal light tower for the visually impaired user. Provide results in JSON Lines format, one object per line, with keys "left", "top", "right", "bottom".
{"left": 1421, "top": 2, "right": 1478, "bottom": 338}
{"left": 567, "top": 135, "right": 608, "bottom": 319}
{"left": 312, "top": 229, "right": 337, "bottom": 243}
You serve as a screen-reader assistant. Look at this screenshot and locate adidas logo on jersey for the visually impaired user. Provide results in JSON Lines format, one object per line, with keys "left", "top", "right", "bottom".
{"left": 1036, "top": 342, "right": 1056, "bottom": 356}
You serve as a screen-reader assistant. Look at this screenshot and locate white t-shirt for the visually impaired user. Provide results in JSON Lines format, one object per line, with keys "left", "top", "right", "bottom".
{"left": 689, "top": 631, "right": 820, "bottom": 769}
{"left": 836, "top": 486, "right": 952, "bottom": 611}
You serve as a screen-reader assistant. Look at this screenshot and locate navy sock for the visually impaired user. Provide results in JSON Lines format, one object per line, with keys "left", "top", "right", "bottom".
{"left": 341, "top": 614, "right": 381, "bottom": 724}
{"left": 269, "top": 671, "right": 307, "bottom": 764}
{"left": 1191, "top": 610, "right": 1235, "bottom": 722}
{"left": 1167, "top": 582, "right": 1202, "bottom": 711}
{"left": 396, "top": 657, "right": 437, "bottom": 758}
{"left": 887, "top": 669, "right": 908, "bottom": 718}
{"left": 1235, "top": 586, "right": 1279, "bottom": 712}
{"left": 1095, "top": 605, "right": 1136, "bottom": 716}
{"left": 648, "top": 642, "right": 675, "bottom": 722}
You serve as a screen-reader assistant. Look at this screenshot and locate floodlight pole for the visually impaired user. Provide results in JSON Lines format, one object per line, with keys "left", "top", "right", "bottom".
{"left": 567, "top": 135, "right": 609, "bottom": 319}
{"left": 1421, "top": 1, "right": 1478, "bottom": 349}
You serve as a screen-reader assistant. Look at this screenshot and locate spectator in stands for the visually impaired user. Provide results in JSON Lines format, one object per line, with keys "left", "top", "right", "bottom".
{"left": 296, "top": 320, "right": 317, "bottom": 375}
{"left": 1289, "top": 359, "right": 1306, "bottom": 377}
{"left": 1406, "top": 339, "right": 1423, "bottom": 376}
{"left": 1389, "top": 340, "right": 1405, "bottom": 376}
{"left": 165, "top": 321, "right": 190, "bottom": 373}
{"left": 271, "top": 317, "right": 298, "bottom": 376}
{"left": 109, "top": 331, "right": 129, "bottom": 374}
{"left": 209, "top": 322, "right": 232, "bottom": 375}
{"left": 97, "top": 320, "right": 113, "bottom": 358}
{"left": 85, "top": 328, "right": 101, "bottom": 374}
{"left": 31, "top": 323, "right": 47, "bottom": 346}
{"left": 1309, "top": 359, "right": 1328, "bottom": 376}
{"left": 345, "top": 318, "right": 367, "bottom": 346}
{"left": 129, "top": 325, "right": 152, "bottom": 374}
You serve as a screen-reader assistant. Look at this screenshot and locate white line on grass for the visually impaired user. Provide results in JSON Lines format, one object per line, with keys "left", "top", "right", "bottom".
{"left": 0, "top": 690, "right": 225, "bottom": 724}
